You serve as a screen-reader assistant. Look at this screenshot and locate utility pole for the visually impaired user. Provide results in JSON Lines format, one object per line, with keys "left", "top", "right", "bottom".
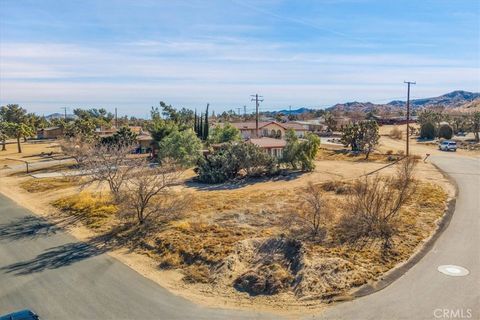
{"left": 115, "top": 107, "right": 118, "bottom": 128}
{"left": 404, "top": 81, "right": 416, "bottom": 156}
{"left": 243, "top": 105, "right": 247, "bottom": 118}
{"left": 61, "top": 107, "right": 67, "bottom": 120}
{"left": 237, "top": 107, "right": 241, "bottom": 115}
{"left": 250, "top": 94, "right": 264, "bottom": 138}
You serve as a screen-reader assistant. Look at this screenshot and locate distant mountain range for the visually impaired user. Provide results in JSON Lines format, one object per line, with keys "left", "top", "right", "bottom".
{"left": 45, "top": 112, "right": 76, "bottom": 120}
{"left": 327, "top": 90, "right": 480, "bottom": 113}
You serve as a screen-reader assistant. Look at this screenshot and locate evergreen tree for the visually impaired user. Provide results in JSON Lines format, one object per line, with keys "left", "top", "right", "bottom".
{"left": 194, "top": 109, "right": 198, "bottom": 135}
{"left": 199, "top": 114, "right": 204, "bottom": 139}
{"left": 204, "top": 103, "right": 209, "bottom": 140}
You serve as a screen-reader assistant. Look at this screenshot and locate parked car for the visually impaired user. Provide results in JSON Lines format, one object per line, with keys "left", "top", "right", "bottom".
{"left": 438, "top": 140, "right": 457, "bottom": 151}
{"left": 0, "top": 310, "right": 40, "bottom": 320}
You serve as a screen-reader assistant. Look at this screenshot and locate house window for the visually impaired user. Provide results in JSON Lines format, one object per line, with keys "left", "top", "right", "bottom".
{"left": 262, "top": 129, "right": 268, "bottom": 137}
{"left": 277, "top": 130, "right": 282, "bottom": 138}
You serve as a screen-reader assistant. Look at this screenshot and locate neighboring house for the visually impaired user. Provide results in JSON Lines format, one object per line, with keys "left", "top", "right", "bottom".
{"left": 128, "top": 126, "right": 143, "bottom": 135}
{"left": 230, "top": 121, "right": 307, "bottom": 139}
{"left": 136, "top": 133, "right": 154, "bottom": 155}
{"left": 36, "top": 127, "right": 64, "bottom": 139}
{"left": 368, "top": 115, "right": 418, "bottom": 125}
{"left": 247, "top": 137, "right": 286, "bottom": 158}
{"left": 290, "top": 120, "right": 325, "bottom": 133}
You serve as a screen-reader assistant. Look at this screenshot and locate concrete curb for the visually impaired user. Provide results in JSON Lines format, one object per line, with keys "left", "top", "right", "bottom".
{"left": 334, "top": 162, "right": 459, "bottom": 300}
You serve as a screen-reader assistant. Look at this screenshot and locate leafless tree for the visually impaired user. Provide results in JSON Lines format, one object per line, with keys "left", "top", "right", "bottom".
{"left": 289, "top": 182, "right": 332, "bottom": 240}
{"left": 119, "top": 159, "right": 185, "bottom": 225}
{"left": 338, "top": 157, "right": 418, "bottom": 253}
{"left": 59, "top": 136, "right": 92, "bottom": 167}
{"left": 81, "top": 142, "right": 137, "bottom": 201}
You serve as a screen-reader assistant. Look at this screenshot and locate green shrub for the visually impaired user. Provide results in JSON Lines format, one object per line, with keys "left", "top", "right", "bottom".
{"left": 420, "top": 122, "right": 435, "bottom": 139}
{"left": 438, "top": 124, "right": 453, "bottom": 139}
{"left": 196, "top": 142, "right": 277, "bottom": 183}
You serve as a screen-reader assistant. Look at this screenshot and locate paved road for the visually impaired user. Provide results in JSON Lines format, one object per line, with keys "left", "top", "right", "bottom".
{"left": 0, "top": 194, "right": 276, "bottom": 320}
{"left": 1, "top": 155, "right": 478, "bottom": 320}
{"left": 315, "top": 155, "right": 480, "bottom": 320}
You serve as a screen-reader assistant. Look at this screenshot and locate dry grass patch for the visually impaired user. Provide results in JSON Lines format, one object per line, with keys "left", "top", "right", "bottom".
{"left": 20, "top": 177, "right": 79, "bottom": 193}
{"left": 316, "top": 148, "right": 389, "bottom": 163}
{"left": 52, "top": 192, "right": 117, "bottom": 230}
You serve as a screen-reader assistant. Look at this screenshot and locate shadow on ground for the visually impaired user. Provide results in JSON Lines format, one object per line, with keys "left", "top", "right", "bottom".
{"left": 185, "top": 171, "right": 305, "bottom": 191}
{"left": 0, "top": 213, "right": 145, "bottom": 276}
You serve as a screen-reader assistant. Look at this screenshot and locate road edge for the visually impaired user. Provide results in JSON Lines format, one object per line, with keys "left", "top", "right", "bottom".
{"left": 342, "top": 162, "right": 459, "bottom": 299}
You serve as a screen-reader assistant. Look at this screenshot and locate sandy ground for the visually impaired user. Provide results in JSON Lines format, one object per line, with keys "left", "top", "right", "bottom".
{"left": 0, "top": 140, "right": 62, "bottom": 167}
{"left": 0, "top": 137, "right": 457, "bottom": 314}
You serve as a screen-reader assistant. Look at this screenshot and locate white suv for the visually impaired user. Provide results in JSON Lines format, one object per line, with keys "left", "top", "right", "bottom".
{"left": 438, "top": 140, "right": 457, "bottom": 152}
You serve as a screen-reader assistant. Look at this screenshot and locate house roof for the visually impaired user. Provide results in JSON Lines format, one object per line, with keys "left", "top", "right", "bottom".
{"left": 230, "top": 121, "right": 307, "bottom": 131}
{"left": 38, "top": 126, "right": 61, "bottom": 131}
{"left": 136, "top": 133, "right": 153, "bottom": 141}
{"left": 248, "top": 137, "right": 287, "bottom": 148}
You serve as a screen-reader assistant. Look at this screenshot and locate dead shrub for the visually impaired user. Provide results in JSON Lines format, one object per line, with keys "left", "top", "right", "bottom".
{"left": 286, "top": 182, "right": 333, "bottom": 240}
{"left": 234, "top": 263, "right": 295, "bottom": 295}
{"left": 389, "top": 126, "right": 403, "bottom": 140}
{"left": 183, "top": 263, "right": 211, "bottom": 283}
{"left": 336, "top": 157, "right": 418, "bottom": 253}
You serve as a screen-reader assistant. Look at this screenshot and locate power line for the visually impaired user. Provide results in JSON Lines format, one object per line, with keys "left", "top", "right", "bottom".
{"left": 250, "top": 94, "right": 264, "bottom": 138}
{"left": 60, "top": 107, "right": 68, "bottom": 119}
{"left": 404, "top": 81, "right": 416, "bottom": 156}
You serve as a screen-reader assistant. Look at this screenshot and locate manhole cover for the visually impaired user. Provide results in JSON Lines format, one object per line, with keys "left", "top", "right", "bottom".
{"left": 437, "top": 265, "right": 469, "bottom": 277}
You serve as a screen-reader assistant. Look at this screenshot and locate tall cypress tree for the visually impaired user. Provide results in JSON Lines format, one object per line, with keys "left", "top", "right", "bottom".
{"left": 199, "top": 113, "right": 204, "bottom": 140}
{"left": 194, "top": 109, "right": 198, "bottom": 135}
{"left": 203, "top": 103, "right": 209, "bottom": 140}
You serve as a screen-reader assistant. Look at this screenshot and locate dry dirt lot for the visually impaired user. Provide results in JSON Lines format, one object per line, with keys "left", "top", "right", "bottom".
{"left": 0, "top": 140, "right": 62, "bottom": 167}
{"left": 0, "top": 138, "right": 456, "bottom": 314}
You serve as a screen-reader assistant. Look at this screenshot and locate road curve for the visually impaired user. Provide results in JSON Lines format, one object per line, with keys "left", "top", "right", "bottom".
{"left": 0, "top": 194, "right": 277, "bottom": 320}
{"left": 315, "top": 155, "right": 480, "bottom": 320}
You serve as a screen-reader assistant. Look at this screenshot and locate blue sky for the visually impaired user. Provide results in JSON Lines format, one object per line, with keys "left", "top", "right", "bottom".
{"left": 0, "top": 0, "right": 479, "bottom": 117}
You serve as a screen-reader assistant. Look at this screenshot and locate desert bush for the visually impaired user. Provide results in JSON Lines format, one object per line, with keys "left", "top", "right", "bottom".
{"left": 438, "top": 124, "right": 453, "bottom": 139}
{"left": 82, "top": 142, "right": 138, "bottom": 201}
{"left": 282, "top": 130, "right": 321, "bottom": 171}
{"left": 234, "top": 263, "right": 294, "bottom": 295}
{"left": 420, "top": 122, "right": 435, "bottom": 139}
{"left": 157, "top": 128, "right": 202, "bottom": 167}
{"left": 59, "top": 136, "right": 92, "bottom": 166}
{"left": 196, "top": 142, "right": 277, "bottom": 183}
{"left": 337, "top": 157, "right": 417, "bottom": 253}
{"left": 183, "top": 263, "right": 211, "bottom": 283}
{"left": 119, "top": 159, "right": 184, "bottom": 225}
{"left": 385, "top": 150, "right": 393, "bottom": 155}
{"left": 321, "top": 180, "right": 353, "bottom": 194}
{"left": 389, "top": 126, "right": 403, "bottom": 140}
{"left": 288, "top": 182, "right": 332, "bottom": 240}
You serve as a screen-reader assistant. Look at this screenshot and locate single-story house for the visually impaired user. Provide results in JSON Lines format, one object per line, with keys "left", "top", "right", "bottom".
{"left": 230, "top": 121, "right": 307, "bottom": 139}
{"left": 247, "top": 137, "right": 286, "bottom": 158}
{"left": 36, "top": 127, "right": 64, "bottom": 139}
{"left": 136, "top": 133, "right": 154, "bottom": 155}
{"left": 290, "top": 120, "right": 325, "bottom": 132}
